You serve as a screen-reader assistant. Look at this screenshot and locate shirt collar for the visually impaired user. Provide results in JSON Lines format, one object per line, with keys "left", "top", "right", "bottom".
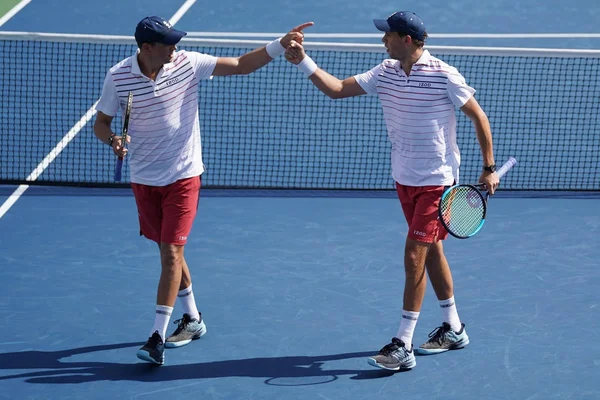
{"left": 393, "top": 49, "right": 432, "bottom": 73}
{"left": 414, "top": 49, "right": 431, "bottom": 65}
{"left": 131, "top": 50, "right": 143, "bottom": 77}
{"left": 130, "top": 50, "right": 176, "bottom": 80}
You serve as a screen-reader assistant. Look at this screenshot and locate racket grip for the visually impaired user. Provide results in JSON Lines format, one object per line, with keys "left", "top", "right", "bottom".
{"left": 114, "top": 157, "right": 123, "bottom": 182}
{"left": 497, "top": 157, "right": 517, "bottom": 180}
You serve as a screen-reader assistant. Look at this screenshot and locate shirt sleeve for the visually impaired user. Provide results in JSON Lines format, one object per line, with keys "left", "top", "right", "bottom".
{"left": 185, "top": 51, "right": 218, "bottom": 80}
{"left": 95, "top": 71, "right": 119, "bottom": 117}
{"left": 353, "top": 64, "right": 383, "bottom": 95}
{"left": 446, "top": 68, "right": 476, "bottom": 107}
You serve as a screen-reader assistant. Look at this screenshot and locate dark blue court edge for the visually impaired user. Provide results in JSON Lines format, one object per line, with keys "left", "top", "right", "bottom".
{"left": 0, "top": 185, "right": 599, "bottom": 199}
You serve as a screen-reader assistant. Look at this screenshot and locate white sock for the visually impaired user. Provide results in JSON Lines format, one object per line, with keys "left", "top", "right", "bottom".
{"left": 439, "top": 296, "right": 462, "bottom": 332}
{"left": 151, "top": 305, "right": 173, "bottom": 342}
{"left": 396, "top": 310, "right": 420, "bottom": 349}
{"left": 178, "top": 285, "right": 200, "bottom": 321}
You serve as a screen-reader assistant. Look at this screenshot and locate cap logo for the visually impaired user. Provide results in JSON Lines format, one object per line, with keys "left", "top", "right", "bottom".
{"left": 162, "top": 20, "right": 172, "bottom": 29}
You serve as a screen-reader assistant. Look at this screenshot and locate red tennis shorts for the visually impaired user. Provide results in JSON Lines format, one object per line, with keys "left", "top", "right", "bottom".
{"left": 395, "top": 182, "right": 449, "bottom": 243}
{"left": 131, "top": 176, "right": 201, "bottom": 246}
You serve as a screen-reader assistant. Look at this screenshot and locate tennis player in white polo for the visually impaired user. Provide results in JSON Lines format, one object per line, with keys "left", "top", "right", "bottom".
{"left": 94, "top": 15, "right": 313, "bottom": 365}
{"left": 284, "top": 11, "right": 499, "bottom": 371}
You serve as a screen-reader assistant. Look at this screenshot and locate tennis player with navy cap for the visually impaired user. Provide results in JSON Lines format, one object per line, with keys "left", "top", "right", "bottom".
{"left": 373, "top": 11, "right": 427, "bottom": 40}
{"left": 284, "top": 11, "right": 499, "bottom": 371}
{"left": 94, "top": 15, "right": 313, "bottom": 365}
{"left": 135, "top": 16, "right": 188, "bottom": 45}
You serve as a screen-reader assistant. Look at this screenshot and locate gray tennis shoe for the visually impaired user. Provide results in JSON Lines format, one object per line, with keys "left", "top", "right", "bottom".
{"left": 367, "top": 337, "right": 416, "bottom": 371}
{"left": 165, "top": 313, "right": 206, "bottom": 348}
{"left": 416, "top": 322, "right": 469, "bottom": 355}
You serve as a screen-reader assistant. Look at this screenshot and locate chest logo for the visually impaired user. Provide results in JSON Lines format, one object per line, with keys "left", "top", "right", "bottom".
{"left": 165, "top": 78, "right": 179, "bottom": 87}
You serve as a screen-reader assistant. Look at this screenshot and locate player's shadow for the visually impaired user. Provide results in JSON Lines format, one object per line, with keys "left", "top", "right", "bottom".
{"left": 0, "top": 342, "right": 390, "bottom": 385}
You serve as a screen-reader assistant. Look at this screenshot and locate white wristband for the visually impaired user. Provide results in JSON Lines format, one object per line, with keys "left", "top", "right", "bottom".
{"left": 297, "top": 56, "right": 318, "bottom": 77}
{"left": 265, "top": 38, "right": 285, "bottom": 58}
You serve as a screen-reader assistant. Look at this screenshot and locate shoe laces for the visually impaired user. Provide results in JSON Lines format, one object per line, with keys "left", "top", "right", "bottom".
{"left": 427, "top": 323, "right": 452, "bottom": 345}
{"left": 148, "top": 331, "right": 163, "bottom": 346}
{"left": 171, "top": 316, "right": 189, "bottom": 335}
{"left": 379, "top": 338, "right": 405, "bottom": 356}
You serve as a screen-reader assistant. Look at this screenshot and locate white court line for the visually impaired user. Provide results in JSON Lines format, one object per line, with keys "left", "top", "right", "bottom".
{"left": 186, "top": 31, "right": 600, "bottom": 39}
{"left": 169, "top": 0, "right": 196, "bottom": 25}
{"left": 0, "top": 1, "right": 196, "bottom": 219}
{"left": 0, "top": 185, "right": 29, "bottom": 219}
{"left": 0, "top": 102, "right": 99, "bottom": 219}
{"left": 0, "top": 0, "right": 32, "bottom": 27}
{"left": 427, "top": 33, "right": 600, "bottom": 39}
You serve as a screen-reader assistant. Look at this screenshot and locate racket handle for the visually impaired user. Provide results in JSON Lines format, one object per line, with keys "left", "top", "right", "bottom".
{"left": 114, "top": 157, "right": 123, "bottom": 182}
{"left": 497, "top": 157, "right": 517, "bottom": 180}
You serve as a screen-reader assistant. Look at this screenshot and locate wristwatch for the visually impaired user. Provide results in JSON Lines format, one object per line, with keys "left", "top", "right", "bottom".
{"left": 483, "top": 164, "right": 496, "bottom": 173}
{"left": 107, "top": 134, "right": 116, "bottom": 147}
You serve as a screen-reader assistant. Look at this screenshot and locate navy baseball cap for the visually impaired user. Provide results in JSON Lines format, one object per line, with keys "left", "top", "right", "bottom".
{"left": 373, "top": 11, "right": 426, "bottom": 40}
{"left": 135, "top": 16, "right": 187, "bottom": 45}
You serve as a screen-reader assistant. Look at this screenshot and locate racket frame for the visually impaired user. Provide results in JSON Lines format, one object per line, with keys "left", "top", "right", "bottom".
{"left": 114, "top": 91, "right": 133, "bottom": 182}
{"left": 438, "top": 157, "right": 518, "bottom": 239}
{"left": 439, "top": 183, "right": 487, "bottom": 239}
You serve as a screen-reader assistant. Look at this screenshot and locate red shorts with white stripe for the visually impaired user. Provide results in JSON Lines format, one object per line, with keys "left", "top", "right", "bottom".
{"left": 395, "top": 182, "right": 449, "bottom": 243}
{"left": 131, "top": 176, "right": 201, "bottom": 246}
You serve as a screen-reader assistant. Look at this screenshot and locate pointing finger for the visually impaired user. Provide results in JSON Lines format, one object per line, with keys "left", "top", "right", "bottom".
{"left": 291, "top": 22, "right": 314, "bottom": 32}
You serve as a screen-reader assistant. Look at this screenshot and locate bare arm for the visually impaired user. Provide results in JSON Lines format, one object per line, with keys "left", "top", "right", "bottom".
{"left": 460, "top": 96, "right": 499, "bottom": 193}
{"left": 307, "top": 70, "right": 366, "bottom": 99}
{"left": 94, "top": 111, "right": 127, "bottom": 157}
{"left": 212, "top": 47, "right": 273, "bottom": 77}
{"left": 94, "top": 111, "right": 115, "bottom": 145}
{"left": 212, "top": 22, "right": 314, "bottom": 76}
{"left": 284, "top": 40, "right": 366, "bottom": 99}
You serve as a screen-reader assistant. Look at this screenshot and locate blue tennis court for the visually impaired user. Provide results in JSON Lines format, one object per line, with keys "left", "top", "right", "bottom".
{"left": 1, "top": 0, "right": 600, "bottom": 399}
{"left": 1, "top": 188, "right": 599, "bottom": 399}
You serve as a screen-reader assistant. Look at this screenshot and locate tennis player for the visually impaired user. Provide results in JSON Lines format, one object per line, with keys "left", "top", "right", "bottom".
{"left": 93, "top": 15, "right": 313, "bottom": 365}
{"left": 284, "top": 11, "right": 499, "bottom": 370}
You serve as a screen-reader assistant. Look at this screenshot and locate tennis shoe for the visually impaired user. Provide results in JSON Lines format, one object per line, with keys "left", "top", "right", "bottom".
{"left": 416, "top": 322, "right": 469, "bottom": 355}
{"left": 367, "top": 337, "right": 416, "bottom": 371}
{"left": 136, "top": 330, "right": 165, "bottom": 365}
{"left": 165, "top": 313, "right": 206, "bottom": 348}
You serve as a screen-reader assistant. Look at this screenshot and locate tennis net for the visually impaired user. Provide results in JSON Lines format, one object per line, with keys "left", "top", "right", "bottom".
{"left": 1, "top": 32, "right": 599, "bottom": 191}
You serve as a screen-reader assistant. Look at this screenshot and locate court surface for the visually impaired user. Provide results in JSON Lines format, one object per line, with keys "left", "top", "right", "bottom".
{"left": 1, "top": 188, "right": 599, "bottom": 399}
{"left": 1, "top": 1, "right": 599, "bottom": 399}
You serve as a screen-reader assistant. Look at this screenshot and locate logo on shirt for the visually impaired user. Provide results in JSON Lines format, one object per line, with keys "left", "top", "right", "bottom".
{"left": 419, "top": 82, "right": 432, "bottom": 87}
{"left": 165, "top": 78, "right": 179, "bottom": 87}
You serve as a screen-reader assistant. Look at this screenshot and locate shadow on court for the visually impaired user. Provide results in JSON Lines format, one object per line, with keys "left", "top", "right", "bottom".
{"left": 0, "top": 344, "right": 383, "bottom": 385}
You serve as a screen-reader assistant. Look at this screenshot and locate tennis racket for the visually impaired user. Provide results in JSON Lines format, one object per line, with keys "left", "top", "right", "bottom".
{"left": 439, "top": 157, "right": 518, "bottom": 239}
{"left": 114, "top": 91, "right": 133, "bottom": 182}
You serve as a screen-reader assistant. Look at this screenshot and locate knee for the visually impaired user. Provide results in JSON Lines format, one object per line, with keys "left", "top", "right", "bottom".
{"left": 160, "top": 244, "right": 183, "bottom": 270}
{"left": 404, "top": 251, "right": 425, "bottom": 280}
{"left": 404, "top": 239, "right": 430, "bottom": 277}
{"left": 404, "top": 250, "right": 420, "bottom": 268}
{"left": 425, "top": 242, "right": 445, "bottom": 264}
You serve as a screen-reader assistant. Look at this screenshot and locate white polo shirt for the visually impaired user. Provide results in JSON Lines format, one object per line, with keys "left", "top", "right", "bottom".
{"left": 354, "top": 50, "right": 475, "bottom": 187}
{"left": 96, "top": 50, "right": 217, "bottom": 186}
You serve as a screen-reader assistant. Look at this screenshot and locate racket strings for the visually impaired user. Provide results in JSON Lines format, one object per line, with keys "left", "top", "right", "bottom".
{"left": 440, "top": 186, "right": 485, "bottom": 237}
